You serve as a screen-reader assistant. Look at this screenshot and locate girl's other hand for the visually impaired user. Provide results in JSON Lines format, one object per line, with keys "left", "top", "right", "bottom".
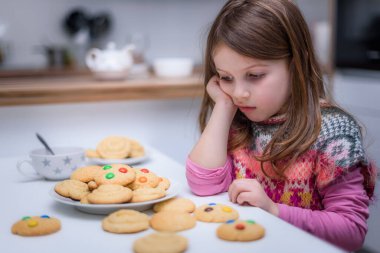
{"left": 206, "top": 75, "right": 234, "bottom": 106}
{"left": 228, "top": 178, "right": 279, "bottom": 216}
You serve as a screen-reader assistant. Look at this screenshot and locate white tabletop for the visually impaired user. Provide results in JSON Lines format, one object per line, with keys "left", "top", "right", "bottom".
{"left": 0, "top": 148, "right": 345, "bottom": 253}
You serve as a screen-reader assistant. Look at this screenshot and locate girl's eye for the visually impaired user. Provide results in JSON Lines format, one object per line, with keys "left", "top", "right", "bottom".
{"left": 247, "top": 73, "right": 265, "bottom": 79}
{"left": 219, "top": 75, "right": 233, "bottom": 82}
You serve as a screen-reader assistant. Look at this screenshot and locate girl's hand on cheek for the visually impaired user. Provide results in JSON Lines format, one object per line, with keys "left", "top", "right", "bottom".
{"left": 228, "top": 179, "right": 279, "bottom": 216}
{"left": 206, "top": 76, "right": 234, "bottom": 107}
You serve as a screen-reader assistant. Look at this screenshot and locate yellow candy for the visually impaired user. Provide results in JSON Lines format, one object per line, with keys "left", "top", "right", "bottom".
{"left": 222, "top": 206, "right": 232, "bottom": 212}
{"left": 27, "top": 219, "right": 38, "bottom": 227}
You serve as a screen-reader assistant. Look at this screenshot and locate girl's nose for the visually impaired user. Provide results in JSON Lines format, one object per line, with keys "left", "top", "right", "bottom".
{"left": 233, "top": 84, "right": 250, "bottom": 99}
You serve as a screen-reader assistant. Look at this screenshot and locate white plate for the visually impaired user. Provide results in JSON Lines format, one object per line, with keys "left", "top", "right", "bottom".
{"left": 50, "top": 181, "right": 179, "bottom": 215}
{"left": 86, "top": 150, "right": 150, "bottom": 166}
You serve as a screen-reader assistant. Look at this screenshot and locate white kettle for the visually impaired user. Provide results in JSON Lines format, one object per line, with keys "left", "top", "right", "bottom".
{"left": 85, "top": 42, "right": 135, "bottom": 78}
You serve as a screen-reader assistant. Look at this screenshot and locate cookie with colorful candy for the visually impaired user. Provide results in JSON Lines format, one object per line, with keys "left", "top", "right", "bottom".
{"left": 11, "top": 215, "right": 61, "bottom": 236}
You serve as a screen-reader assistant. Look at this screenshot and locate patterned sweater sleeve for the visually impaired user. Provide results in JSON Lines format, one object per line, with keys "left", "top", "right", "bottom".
{"left": 185, "top": 157, "right": 234, "bottom": 196}
{"left": 279, "top": 108, "right": 376, "bottom": 252}
{"left": 278, "top": 167, "right": 369, "bottom": 252}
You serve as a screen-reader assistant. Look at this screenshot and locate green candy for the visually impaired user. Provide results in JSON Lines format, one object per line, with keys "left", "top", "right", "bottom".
{"left": 246, "top": 220, "right": 256, "bottom": 224}
{"left": 22, "top": 216, "right": 31, "bottom": 221}
{"left": 105, "top": 172, "right": 115, "bottom": 179}
{"left": 103, "top": 165, "right": 112, "bottom": 170}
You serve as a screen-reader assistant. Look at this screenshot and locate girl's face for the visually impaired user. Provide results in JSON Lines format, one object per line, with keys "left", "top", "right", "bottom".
{"left": 213, "top": 44, "right": 291, "bottom": 122}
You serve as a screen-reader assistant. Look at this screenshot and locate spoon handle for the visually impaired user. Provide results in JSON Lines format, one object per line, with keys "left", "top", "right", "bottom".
{"left": 36, "top": 133, "right": 55, "bottom": 155}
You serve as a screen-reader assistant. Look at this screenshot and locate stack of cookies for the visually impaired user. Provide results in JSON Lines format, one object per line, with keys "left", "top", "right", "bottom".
{"left": 54, "top": 164, "right": 170, "bottom": 204}
{"left": 86, "top": 136, "right": 145, "bottom": 159}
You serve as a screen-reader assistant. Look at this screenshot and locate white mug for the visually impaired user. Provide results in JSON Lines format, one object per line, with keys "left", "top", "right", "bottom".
{"left": 17, "top": 147, "right": 85, "bottom": 180}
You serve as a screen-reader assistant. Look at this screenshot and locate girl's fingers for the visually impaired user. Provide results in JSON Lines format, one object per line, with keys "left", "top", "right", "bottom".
{"left": 228, "top": 183, "right": 236, "bottom": 203}
{"left": 227, "top": 183, "right": 233, "bottom": 202}
{"left": 236, "top": 192, "right": 251, "bottom": 206}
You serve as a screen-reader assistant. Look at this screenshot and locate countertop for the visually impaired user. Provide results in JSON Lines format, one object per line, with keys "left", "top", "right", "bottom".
{"left": 0, "top": 69, "right": 204, "bottom": 106}
{"left": 0, "top": 147, "right": 344, "bottom": 253}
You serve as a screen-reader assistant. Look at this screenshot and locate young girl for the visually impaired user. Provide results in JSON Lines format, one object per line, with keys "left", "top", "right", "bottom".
{"left": 186, "top": 0, "right": 377, "bottom": 251}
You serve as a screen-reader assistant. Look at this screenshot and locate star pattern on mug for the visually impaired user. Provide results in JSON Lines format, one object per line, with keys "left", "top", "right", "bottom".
{"left": 42, "top": 159, "right": 51, "bottom": 167}
{"left": 63, "top": 157, "right": 72, "bottom": 165}
{"left": 54, "top": 167, "right": 62, "bottom": 174}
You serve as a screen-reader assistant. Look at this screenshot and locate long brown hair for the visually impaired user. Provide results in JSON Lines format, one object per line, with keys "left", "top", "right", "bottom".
{"left": 200, "top": 0, "right": 326, "bottom": 178}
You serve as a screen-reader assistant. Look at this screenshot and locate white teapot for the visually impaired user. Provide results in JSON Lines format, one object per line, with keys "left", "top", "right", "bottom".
{"left": 85, "top": 42, "right": 135, "bottom": 73}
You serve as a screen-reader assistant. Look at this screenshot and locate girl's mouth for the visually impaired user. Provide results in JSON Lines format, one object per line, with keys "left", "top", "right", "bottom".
{"left": 239, "top": 106, "right": 256, "bottom": 113}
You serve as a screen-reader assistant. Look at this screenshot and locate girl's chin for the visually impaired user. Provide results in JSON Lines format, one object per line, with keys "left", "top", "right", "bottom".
{"left": 241, "top": 112, "right": 269, "bottom": 122}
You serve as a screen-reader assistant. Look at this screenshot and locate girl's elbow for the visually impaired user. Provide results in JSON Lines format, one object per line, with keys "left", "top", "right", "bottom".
{"left": 338, "top": 225, "right": 367, "bottom": 252}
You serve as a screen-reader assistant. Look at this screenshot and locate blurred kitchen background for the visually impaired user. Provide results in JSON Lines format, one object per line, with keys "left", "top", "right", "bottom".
{"left": 0, "top": 0, "right": 379, "bottom": 252}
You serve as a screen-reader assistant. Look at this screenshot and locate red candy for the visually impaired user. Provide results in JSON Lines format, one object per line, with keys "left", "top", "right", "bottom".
{"left": 119, "top": 167, "right": 128, "bottom": 173}
{"left": 235, "top": 224, "right": 245, "bottom": 230}
{"left": 141, "top": 168, "right": 150, "bottom": 173}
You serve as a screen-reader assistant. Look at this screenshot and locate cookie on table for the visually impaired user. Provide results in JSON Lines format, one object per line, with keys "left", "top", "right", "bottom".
{"left": 102, "top": 209, "right": 149, "bottom": 234}
{"left": 96, "top": 136, "right": 131, "bottom": 159}
{"left": 150, "top": 211, "right": 196, "bottom": 232}
{"left": 153, "top": 198, "right": 195, "bottom": 213}
{"left": 156, "top": 177, "right": 171, "bottom": 190}
{"left": 131, "top": 188, "right": 166, "bottom": 203}
{"left": 70, "top": 165, "right": 102, "bottom": 183}
{"left": 216, "top": 219, "right": 265, "bottom": 241}
{"left": 128, "top": 139, "right": 145, "bottom": 158}
{"left": 94, "top": 164, "right": 136, "bottom": 186}
{"left": 194, "top": 203, "right": 239, "bottom": 223}
{"left": 128, "top": 168, "right": 160, "bottom": 190}
{"left": 133, "top": 232, "right": 188, "bottom": 253}
{"left": 87, "top": 184, "right": 133, "bottom": 204}
{"left": 11, "top": 215, "right": 61, "bottom": 236}
{"left": 54, "top": 179, "right": 90, "bottom": 200}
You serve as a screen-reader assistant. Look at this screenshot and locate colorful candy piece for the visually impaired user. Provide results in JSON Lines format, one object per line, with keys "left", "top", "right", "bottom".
{"left": 235, "top": 223, "right": 245, "bottom": 230}
{"left": 103, "top": 165, "right": 112, "bottom": 170}
{"left": 105, "top": 172, "right": 115, "bottom": 179}
{"left": 119, "top": 167, "right": 128, "bottom": 173}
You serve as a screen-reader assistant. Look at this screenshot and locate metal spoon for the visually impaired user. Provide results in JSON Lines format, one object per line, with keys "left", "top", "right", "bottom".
{"left": 36, "top": 133, "right": 55, "bottom": 155}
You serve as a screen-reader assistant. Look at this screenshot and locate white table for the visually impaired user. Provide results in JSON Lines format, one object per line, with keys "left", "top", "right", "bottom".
{"left": 0, "top": 148, "right": 345, "bottom": 253}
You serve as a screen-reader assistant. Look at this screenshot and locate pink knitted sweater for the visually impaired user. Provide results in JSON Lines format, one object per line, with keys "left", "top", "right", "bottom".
{"left": 186, "top": 106, "right": 376, "bottom": 251}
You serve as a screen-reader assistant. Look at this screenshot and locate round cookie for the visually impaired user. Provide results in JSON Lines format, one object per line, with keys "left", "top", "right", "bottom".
{"left": 54, "top": 179, "right": 90, "bottom": 200}
{"left": 11, "top": 215, "right": 61, "bottom": 236}
{"left": 102, "top": 209, "right": 149, "bottom": 234}
{"left": 128, "top": 168, "right": 160, "bottom": 190}
{"left": 87, "top": 184, "right": 133, "bottom": 204}
{"left": 131, "top": 188, "right": 166, "bottom": 203}
{"left": 94, "top": 164, "right": 136, "bottom": 186}
{"left": 216, "top": 219, "right": 265, "bottom": 241}
{"left": 153, "top": 198, "right": 195, "bottom": 213}
{"left": 96, "top": 136, "right": 131, "bottom": 159}
{"left": 128, "top": 139, "right": 145, "bottom": 158}
{"left": 194, "top": 203, "right": 239, "bottom": 223}
{"left": 150, "top": 211, "right": 196, "bottom": 232}
{"left": 133, "top": 232, "right": 188, "bottom": 253}
{"left": 156, "top": 177, "right": 171, "bottom": 190}
{"left": 70, "top": 165, "right": 102, "bottom": 183}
